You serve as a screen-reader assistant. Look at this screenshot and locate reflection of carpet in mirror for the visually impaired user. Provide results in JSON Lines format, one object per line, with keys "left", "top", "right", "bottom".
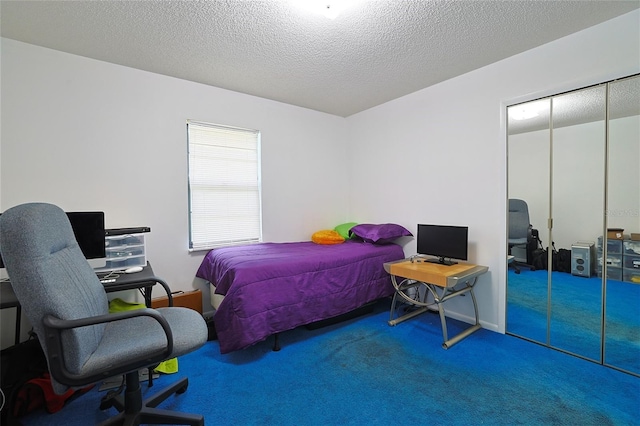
{"left": 507, "top": 269, "right": 640, "bottom": 374}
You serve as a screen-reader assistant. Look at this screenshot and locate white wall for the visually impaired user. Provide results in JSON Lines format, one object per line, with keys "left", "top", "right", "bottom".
{"left": 608, "top": 116, "right": 640, "bottom": 234}
{"left": 346, "top": 10, "right": 640, "bottom": 333}
{"left": 1, "top": 9, "right": 639, "bottom": 348}
{"left": 0, "top": 38, "right": 350, "bottom": 347}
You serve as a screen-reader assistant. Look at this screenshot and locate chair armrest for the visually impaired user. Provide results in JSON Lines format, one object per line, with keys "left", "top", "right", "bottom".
{"left": 153, "top": 276, "right": 174, "bottom": 306}
{"left": 42, "top": 308, "right": 174, "bottom": 387}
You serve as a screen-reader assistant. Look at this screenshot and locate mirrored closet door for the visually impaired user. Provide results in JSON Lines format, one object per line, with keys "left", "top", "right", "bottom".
{"left": 548, "top": 85, "right": 606, "bottom": 361}
{"left": 603, "top": 76, "right": 640, "bottom": 374}
{"left": 506, "top": 74, "right": 640, "bottom": 377}
{"left": 506, "top": 98, "right": 550, "bottom": 345}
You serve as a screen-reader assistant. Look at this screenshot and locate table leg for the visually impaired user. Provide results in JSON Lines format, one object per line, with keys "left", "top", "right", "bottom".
{"left": 436, "top": 278, "right": 482, "bottom": 349}
{"left": 15, "top": 305, "right": 22, "bottom": 345}
{"left": 435, "top": 290, "right": 449, "bottom": 342}
{"left": 388, "top": 275, "right": 431, "bottom": 326}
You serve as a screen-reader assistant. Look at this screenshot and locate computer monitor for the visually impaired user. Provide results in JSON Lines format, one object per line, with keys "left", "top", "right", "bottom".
{"left": 0, "top": 211, "right": 106, "bottom": 269}
{"left": 66, "top": 212, "right": 107, "bottom": 268}
{"left": 417, "top": 224, "right": 468, "bottom": 266}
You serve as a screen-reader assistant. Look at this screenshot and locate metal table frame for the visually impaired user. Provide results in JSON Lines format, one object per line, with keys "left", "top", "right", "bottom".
{"left": 385, "top": 259, "right": 488, "bottom": 349}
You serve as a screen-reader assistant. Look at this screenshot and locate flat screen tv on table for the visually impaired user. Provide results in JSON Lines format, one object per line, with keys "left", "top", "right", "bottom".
{"left": 417, "top": 224, "right": 468, "bottom": 266}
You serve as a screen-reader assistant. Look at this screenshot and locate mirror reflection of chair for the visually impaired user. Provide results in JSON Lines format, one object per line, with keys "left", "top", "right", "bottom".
{"left": 0, "top": 203, "right": 208, "bottom": 426}
{"left": 508, "top": 198, "right": 535, "bottom": 274}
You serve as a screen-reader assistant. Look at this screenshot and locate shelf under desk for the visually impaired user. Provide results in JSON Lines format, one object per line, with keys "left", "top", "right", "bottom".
{"left": 384, "top": 259, "right": 489, "bottom": 349}
{"left": 97, "top": 262, "right": 172, "bottom": 307}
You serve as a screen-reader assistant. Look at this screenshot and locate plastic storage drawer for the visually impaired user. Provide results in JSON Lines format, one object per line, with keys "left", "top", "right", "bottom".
{"left": 597, "top": 237, "right": 623, "bottom": 254}
{"left": 597, "top": 254, "right": 622, "bottom": 268}
{"left": 623, "top": 269, "right": 640, "bottom": 284}
{"left": 96, "top": 233, "right": 147, "bottom": 272}
{"left": 623, "top": 254, "right": 640, "bottom": 270}
{"left": 623, "top": 240, "right": 640, "bottom": 256}
{"left": 597, "top": 266, "right": 622, "bottom": 281}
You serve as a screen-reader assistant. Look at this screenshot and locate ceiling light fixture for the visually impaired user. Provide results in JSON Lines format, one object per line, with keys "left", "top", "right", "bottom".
{"left": 294, "top": 0, "right": 358, "bottom": 20}
{"left": 509, "top": 100, "right": 548, "bottom": 121}
{"left": 510, "top": 108, "right": 539, "bottom": 121}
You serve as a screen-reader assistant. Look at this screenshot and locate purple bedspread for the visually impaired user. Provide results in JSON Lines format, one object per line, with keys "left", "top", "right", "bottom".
{"left": 196, "top": 240, "right": 405, "bottom": 353}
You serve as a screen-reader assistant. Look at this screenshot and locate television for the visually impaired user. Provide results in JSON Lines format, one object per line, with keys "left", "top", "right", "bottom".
{"left": 417, "top": 224, "right": 468, "bottom": 266}
{"left": 66, "top": 212, "right": 107, "bottom": 268}
{"left": 0, "top": 211, "right": 106, "bottom": 269}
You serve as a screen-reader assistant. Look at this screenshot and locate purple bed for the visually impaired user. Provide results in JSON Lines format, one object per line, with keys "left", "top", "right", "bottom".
{"left": 196, "top": 240, "right": 405, "bottom": 353}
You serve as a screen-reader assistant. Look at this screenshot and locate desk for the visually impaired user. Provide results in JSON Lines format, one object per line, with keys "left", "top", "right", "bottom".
{"left": 1, "top": 280, "right": 22, "bottom": 345}
{"left": 384, "top": 259, "right": 488, "bottom": 349}
{"left": 97, "top": 262, "right": 173, "bottom": 308}
{"left": 1, "top": 262, "right": 172, "bottom": 345}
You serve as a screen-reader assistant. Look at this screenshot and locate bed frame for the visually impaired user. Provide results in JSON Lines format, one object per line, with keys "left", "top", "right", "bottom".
{"left": 197, "top": 240, "right": 405, "bottom": 353}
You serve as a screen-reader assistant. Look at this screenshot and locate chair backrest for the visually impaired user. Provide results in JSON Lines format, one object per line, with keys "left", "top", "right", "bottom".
{"left": 0, "top": 203, "right": 108, "bottom": 389}
{"left": 508, "top": 198, "right": 530, "bottom": 243}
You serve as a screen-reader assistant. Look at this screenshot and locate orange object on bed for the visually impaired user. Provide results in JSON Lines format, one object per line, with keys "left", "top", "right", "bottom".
{"left": 311, "top": 230, "right": 345, "bottom": 245}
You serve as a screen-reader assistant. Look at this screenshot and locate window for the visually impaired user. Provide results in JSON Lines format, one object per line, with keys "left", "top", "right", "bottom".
{"left": 187, "top": 121, "right": 261, "bottom": 251}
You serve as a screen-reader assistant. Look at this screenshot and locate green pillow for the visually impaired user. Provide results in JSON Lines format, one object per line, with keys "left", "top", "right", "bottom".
{"left": 109, "top": 298, "right": 145, "bottom": 313}
{"left": 334, "top": 222, "right": 358, "bottom": 239}
{"left": 108, "top": 298, "right": 179, "bottom": 374}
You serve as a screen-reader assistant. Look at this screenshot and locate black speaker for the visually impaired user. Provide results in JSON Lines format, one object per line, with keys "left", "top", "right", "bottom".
{"left": 526, "top": 228, "right": 540, "bottom": 264}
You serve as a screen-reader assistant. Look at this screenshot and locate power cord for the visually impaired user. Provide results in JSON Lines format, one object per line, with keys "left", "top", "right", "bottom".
{"left": 99, "top": 375, "right": 125, "bottom": 410}
{"left": 97, "top": 271, "right": 121, "bottom": 281}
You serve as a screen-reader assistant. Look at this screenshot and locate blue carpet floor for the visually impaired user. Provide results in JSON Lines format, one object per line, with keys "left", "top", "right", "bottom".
{"left": 507, "top": 268, "right": 640, "bottom": 374}
{"left": 21, "top": 299, "right": 640, "bottom": 425}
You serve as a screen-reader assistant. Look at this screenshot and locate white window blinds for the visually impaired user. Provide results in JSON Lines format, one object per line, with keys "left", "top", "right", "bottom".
{"left": 187, "top": 121, "right": 262, "bottom": 251}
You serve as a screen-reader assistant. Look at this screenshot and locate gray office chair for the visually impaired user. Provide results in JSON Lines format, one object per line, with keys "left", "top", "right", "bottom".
{"left": 0, "top": 203, "right": 208, "bottom": 426}
{"left": 508, "top": 198, "right": 534, "bottom": 274}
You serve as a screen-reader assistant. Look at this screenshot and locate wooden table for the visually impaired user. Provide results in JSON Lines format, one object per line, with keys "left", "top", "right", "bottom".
{"left": 384, "top": 258, "right": 488, "bottom": 348}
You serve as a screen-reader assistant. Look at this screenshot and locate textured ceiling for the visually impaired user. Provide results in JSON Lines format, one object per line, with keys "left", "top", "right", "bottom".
{"left": 1, "top": 0, "right": 639, "bottom": 117}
